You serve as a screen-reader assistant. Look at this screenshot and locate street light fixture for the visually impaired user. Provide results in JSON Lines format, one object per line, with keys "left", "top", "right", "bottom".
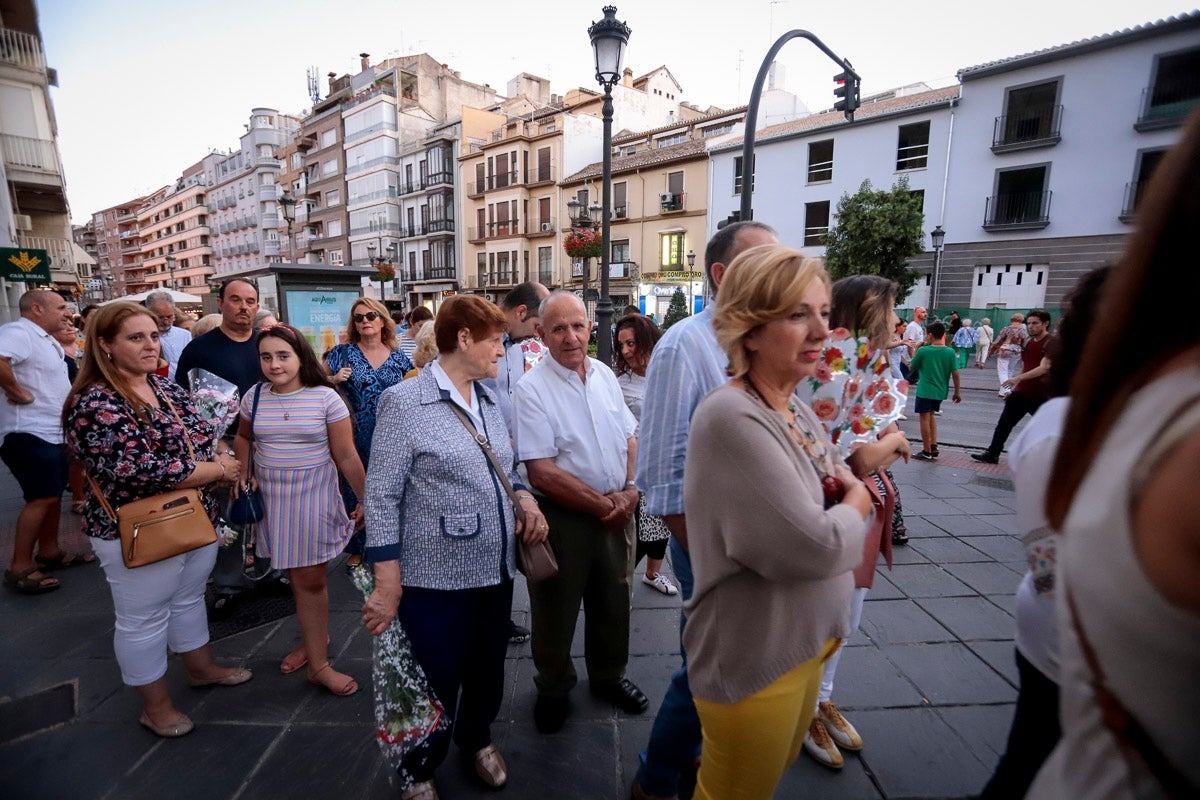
{"left": 366, "top": 238, "right": 397, "bottom": 300}
{"left": 588, "top": 4, "right": 631, "bottom": 366}
{"left": 929, "top": 225, "right": 946, "bottom": 312}
{"left": 567, "top": 197, "right": 602, "bottom": 306}
{"left": 165, "top": 254, "right": 177, "bottom": 291}
{"left": 278, "top": 188, "right": 297, "bottom": 263}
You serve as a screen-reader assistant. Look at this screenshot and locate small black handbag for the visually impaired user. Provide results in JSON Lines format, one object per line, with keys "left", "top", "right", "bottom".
{"left": 227, "top": 383, "right": 265, "bottom": 526}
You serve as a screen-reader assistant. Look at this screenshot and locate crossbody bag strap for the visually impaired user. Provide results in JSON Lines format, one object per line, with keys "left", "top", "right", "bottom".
{"left": 443, "top": 400, "right": 526, "bottom": 524}
{"left": 86, "top": 385, "right": 198, "bottom": 523}
{"left": 243, "top": 382, "right": 263, "bottom": 480}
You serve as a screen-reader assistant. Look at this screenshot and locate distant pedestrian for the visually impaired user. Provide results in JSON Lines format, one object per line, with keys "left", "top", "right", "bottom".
{"left": 903, "top": 307, "right": 927, "bottom": 354}
{"left": 975, "top": 317, "right": 994, "bottom": 367}
{"left": 971, "top": 311, "right": 1052, "bottom": 464}
{"left": 909, "top": 321, "right": 961, "bottom": 461}
{"left": 888, "top": 318, "right": 910, "bottom": 381}
{"left": 990, "top": 314, "right": 1029, "bottom": 397}
{"left": 952, "top": 318, "right": 978, "bottom": 369}
{"left": 145, "top": 291, "right": 192, "bottom": 382}
{"left": 398, "top": 306, "right": 434, "bottom": 363}
{"left": 947, "top": 311, "right": 962, "bottom": 343}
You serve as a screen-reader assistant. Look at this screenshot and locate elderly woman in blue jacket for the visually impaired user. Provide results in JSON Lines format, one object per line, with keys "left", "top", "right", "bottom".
{"left": 361, "top": 295, "right": 548, "bottom": 800}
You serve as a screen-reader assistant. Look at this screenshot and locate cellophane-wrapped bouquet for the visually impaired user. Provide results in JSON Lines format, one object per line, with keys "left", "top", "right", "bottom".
{"left": 349, "top": 563, "right": 450, "bottom": 785}
{"left": 797, "top": 328, "right": 908, "bottom": 460}
{"left": 188, "top": 368, "right": 242, "bottom": 546}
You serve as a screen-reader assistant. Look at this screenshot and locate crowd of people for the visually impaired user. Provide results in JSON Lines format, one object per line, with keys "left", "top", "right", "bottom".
{"left": 4, "top": 114, "right": 1199, "bottom": 800}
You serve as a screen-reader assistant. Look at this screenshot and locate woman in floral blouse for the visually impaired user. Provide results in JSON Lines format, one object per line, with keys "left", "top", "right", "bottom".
{"left": 64, "top": 303, "right": 250, "bottom": 739}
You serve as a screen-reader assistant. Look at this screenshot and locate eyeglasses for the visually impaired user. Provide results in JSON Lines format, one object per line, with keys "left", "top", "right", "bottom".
{"left": 353, "top": 311, "right": 382, "bottom": 323}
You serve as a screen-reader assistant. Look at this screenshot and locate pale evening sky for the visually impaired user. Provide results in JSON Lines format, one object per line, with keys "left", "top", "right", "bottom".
{"left": 37, "top": 0, "right": 1196, "bottom": 224}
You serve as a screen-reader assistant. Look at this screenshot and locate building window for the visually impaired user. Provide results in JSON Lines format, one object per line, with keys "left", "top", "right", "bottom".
{"left": 321, "top": 129, "right": 337, "bottom": 149}
{"left": 614, "top": 182, "right": 627, "bottom": 219}
{"left": 326, "top": 219, "right": 343, "bottom": 237}
{"left": 897, "top": 122, "right": 930, "bottom": 171}
{"left": 985, "top": 165, "right": 1051, "bottom": 229}
{"left": 657, "top": 132, "right": 688, "bottom": 147}
{"left": 612, "top": 239, "right": 630, "bottom": 263}
{"left": 1122, "top": 149, "right": 1168, "bottom": 219}
{"left": 733, "top": 155, "right": 755, "bottom": 194}
{"left": 322, "top": 159, "right": 338, "bottom": 177}
{"left": 994, "top": 80, "right": 1062, "bottom": 148}
{"left": 324, "top": 189, "right": 341, "bottom": 207}
{"left": 662, "top": 172, "right": 684, "bottom": 212}
{"left": 803, "top": 201, "right": 830, "bottom": 246}
{"left": 328, "top": 249, "right": 343, "bottom": 266}
{"left": 538, "top": 246, "right": 553, "bottom": 285}
{"left": 701, "top": 123, "right": 734, "bottom": 138}
{"left": 660, "top": 233, "right": 685, "bottom": 267}
{"left": 807, "top": 140, "right": 834, "bottom": 183}
{"left": 290, "top": 153, "right": 302, "bottom": 170}
{"left": 1140, "top": 47, "right": 1200, "bottom": 127}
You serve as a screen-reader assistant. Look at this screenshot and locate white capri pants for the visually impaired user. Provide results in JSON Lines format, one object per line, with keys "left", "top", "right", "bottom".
{"left": 92, "top": 537, "right": 218, "bottom": 686}
{"left": 818, "top": 586, "right": 869, "bottom": 704}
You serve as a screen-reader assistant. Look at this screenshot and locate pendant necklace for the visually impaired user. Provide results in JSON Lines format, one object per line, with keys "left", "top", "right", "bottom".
{"left": 274, "top": 388, "right": 298, "bottom": 420}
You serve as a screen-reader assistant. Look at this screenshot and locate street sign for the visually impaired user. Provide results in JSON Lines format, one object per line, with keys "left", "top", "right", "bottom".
{"left": 0, "top": 248, "right": 52, "bottom": 282}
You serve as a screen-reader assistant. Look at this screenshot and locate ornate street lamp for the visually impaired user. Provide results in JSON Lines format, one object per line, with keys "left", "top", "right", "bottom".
{"left": 278, "top": 188, "right": 297, "bottom": 263}
{"left": 588, "top": 5, "right": 631, "bottom": 365}
{"left": 165, "top": 254, "right": 177, "bottom": 291}
{"left": 929, "top": 225, "right": 946, "bottom": 312}
{"left": 367, "top": 239, "right": 396, "bottom": 300}
{"left": 566, "top": 197, "right": 603, "bottom": 305}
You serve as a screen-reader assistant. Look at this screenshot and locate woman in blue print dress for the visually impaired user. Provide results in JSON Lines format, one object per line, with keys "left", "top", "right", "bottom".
{"left": 324, "top": 297, "right": 413, "bottom": 565}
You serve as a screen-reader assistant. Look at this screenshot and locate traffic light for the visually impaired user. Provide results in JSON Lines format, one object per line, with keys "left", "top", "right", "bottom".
{"left": 834, "top": 70, "right": 860, "bottom": 120}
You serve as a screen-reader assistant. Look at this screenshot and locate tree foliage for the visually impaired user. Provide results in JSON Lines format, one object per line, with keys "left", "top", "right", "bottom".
{"left": 662, "top": 288, "right": 690, "bottom": 330}
{"left": 822, "top": 177, "right": 926, "bottom": 298}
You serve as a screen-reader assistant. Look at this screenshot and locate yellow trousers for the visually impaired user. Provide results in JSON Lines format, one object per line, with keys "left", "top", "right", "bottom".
{"left": 693, "top": 638, "right": 842, "bottom": 800}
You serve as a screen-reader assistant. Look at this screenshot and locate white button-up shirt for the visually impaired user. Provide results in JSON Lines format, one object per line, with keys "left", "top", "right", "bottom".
{"left": 158, "top": 325, "right": 193, "bottom": 382}
{"left": 0, "top": 317, "right": 71, "bottom": 443}
{"left": 430, "top": 360, "right": 485, "bottom": 433}
{"left": 513, "top": 354, "right": 637, "bottom": 495}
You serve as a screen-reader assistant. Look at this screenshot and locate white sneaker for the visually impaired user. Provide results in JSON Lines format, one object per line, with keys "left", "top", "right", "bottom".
{"left": 642, "top": 573, "right": 679, "bottom": 595}
{"left": 802, "top": 716, "right": 843, "bottom": 769}
{"left": 818, "top": 701, "right": 863, "bottom": 751}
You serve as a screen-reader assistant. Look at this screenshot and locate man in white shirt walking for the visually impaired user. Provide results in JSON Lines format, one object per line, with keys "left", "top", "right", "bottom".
{"left": 513, "top": 292, "right": 646, "bottom": 734}
{"left": 0, "top": 290, "right": 86, "bottom": 594}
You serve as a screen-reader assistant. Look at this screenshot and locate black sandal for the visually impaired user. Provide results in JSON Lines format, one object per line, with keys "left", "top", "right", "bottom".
{"left": 4, "top": 567, "right": 61, "bottom": 594}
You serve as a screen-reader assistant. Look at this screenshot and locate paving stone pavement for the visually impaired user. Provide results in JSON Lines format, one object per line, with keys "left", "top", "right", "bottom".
{"left": 0, "top": 455, "right": 1023, "bottom": 799}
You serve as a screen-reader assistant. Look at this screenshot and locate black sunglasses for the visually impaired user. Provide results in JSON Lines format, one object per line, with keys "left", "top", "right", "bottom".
{"left": 353, "top": 311, "right": 382, "bottom": 323}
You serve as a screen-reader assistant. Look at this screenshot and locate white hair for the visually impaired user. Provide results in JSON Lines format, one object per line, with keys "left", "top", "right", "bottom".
{"left": 144, "top": 291, "right": 175, "bottom": 310}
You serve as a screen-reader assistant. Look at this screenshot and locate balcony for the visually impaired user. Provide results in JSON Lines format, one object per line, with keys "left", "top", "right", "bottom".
{"left": 344, "top": 120, "right": 399, "bottom": 146}
{"left": 342, "top": 84, "right": 397, "bottom": 113}
{"left": 1, "top": 134, "right": 61, "bottom": 179}
{"left": 345, "top": 155, "right": 400, "bottom": 176}
{"left": 613, "top": 204, "right": 628, "bottom": 220}
{"left": 423, "top": 171, "right": 453, "bottom": 189}
{"left": 259, "top": 184, "right": 278, "bottom": 200}
{"left": 1135, "top": 81, "right": 1200, "bottom": 132}
{"left": 983, "top": 190, "right": 1052, "bottom": 231}
{"left": 484, "top": 171, "right": 520, "bottom": 193}
{"left": 426, "top": 218, "right": 455, "bottom": 235}
{"left": 660, "top": 193, "right": 685, "bottom": 213}
{"left": 426, "top": 266, "right": 456, "bottom": 281}
{"left": 469, "top": 221, "right": 523, "bottom": 242}
{"left": 260, "top": 215, "right": 280, "bottom": 229}
{"left": 264, "top": 241, "right": 281, "bottom": 256}
{"left": 403, "top": 223, "right": 426, "bottom": 238}
{"left": 399, "top": 180, "right": 422, "bottom": 196}
{"left": 467, "top": 179, "right": 485, "bottom": 199}
{"left": 527, "top": 218, "right": 556, "bottom": 237}
{"left": 0, "top": 28, "right": 47, "bottom": 73}
{"left": 524, "top": 165, "right": 556, "bottom": 186}
{"left": 608, "top": 261, "right": 638, "bottom": 280}
{"left": 991, "top": 105, "right": 1063, "bottom": 153}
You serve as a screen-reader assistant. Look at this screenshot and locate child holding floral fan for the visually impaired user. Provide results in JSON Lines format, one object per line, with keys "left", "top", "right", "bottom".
{"left": 233, "top": 324, "right": 366, "bottom": 696}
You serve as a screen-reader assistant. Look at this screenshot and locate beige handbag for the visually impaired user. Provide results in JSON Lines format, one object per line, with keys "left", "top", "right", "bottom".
{"left": 87, "top": 394, "right": 217, "bottom": 568}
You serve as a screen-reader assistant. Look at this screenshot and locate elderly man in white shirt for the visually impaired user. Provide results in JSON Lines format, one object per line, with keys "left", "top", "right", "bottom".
{"left": 145, "top": 292, "right": 192, "bottom": 382}
{"left": 0, "top": 290, "right": 85, "bottom": 594}
{"left": 513, "top": 291, "right": 647, "bottom": 735}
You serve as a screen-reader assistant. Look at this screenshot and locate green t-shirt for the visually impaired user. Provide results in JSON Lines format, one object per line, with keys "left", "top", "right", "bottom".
{"left": 909, "top": 344, "right": 958, "bottom": 400}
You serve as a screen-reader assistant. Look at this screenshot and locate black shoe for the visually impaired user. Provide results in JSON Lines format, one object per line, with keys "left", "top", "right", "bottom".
{"left": 913, "top": 450, "right": 935, "bottom": 462}
{"left": 930, "top": 445, "right": 940, "bottom": 458}
{"left": 970, "top": 451, "right": 999, "bottom": 464}
{"left": 508, "top": 620, "right": 530, "bottom": 644}
{"left": 590, "top": 678, "right": 649, "bottom": 714}
{"left": 892, "top": 530, "right": 909, "bottom": 546}
{"left": 534, "top": 694, "right": 570, "bottom": 734}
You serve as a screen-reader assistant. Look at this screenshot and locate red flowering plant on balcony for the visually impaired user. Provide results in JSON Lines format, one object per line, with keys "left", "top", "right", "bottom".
{"left": 373, "top": 261, "right": 396, "bottom": 282}
{"left": 563, "top": 228, "right": 602, "bottom": 259}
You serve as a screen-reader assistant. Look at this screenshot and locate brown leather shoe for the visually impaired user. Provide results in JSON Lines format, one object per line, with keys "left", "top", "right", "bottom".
{"left": 474, "top": 744, "right": 508, "bottom": 789}
{"left": 400, "top": 781, "right": 439, "bottom": 800}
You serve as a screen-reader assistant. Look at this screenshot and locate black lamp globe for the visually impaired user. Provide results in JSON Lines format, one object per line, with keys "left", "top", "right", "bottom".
{"left": 588, "top": 6, "right": 631, "bottom": 88}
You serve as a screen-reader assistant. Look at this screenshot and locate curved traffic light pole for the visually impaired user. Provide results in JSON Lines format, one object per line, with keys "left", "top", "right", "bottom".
{"left": 737, "top": 30, "right": 860, "bottom": 222}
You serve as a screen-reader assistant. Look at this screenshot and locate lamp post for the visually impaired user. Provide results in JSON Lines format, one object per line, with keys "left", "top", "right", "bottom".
{"left": 929, "top": 225, "right": 946, "bottom": 313}
{"left": 367, "top": 239, "right": 397, "bottom": 301}
{"left": 278, "top": 188, "right": 297, "bottom": 263}
{"left": 588, "top": 5, "right": 631, "bottom": 366}
{"left": 165, "top": 254, "right": 177, "bottom": 291}
{"left": 567, "top": 198, "right": 602, "bottom": 310}
{"left": 686, "top": 249, "right": 696, "bottom": 311}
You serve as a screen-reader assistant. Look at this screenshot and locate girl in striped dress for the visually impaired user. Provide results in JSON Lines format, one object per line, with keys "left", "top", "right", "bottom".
{"left": 234, "top": 324, "right": 366, "bottom": 697}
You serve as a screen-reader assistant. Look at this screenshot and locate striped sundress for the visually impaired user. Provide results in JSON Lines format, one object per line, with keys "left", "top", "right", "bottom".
{"left": 240, "top": 384, "right": 353, "bottom": 570}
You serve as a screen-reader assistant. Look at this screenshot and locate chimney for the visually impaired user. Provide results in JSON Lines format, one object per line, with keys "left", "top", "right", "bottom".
{"left": 622, "top": 67, "right": 634, "bottom": 88}
{"left": 360, "top": 52, "right": 370, "bottom": 70}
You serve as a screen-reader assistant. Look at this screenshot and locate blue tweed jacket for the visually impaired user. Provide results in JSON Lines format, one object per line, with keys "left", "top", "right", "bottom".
{"left": 363, "top": 365, "right": 522, "bottom": 589}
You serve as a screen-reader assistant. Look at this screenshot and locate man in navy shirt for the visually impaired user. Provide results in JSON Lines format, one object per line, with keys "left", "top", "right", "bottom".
{"left": 175, "top": 279, "right": 262, "bottom": 394}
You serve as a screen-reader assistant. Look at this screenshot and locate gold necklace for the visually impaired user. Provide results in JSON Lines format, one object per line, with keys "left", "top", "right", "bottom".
{"left": 272, "top": 387, "right": 301, "bottom": 420}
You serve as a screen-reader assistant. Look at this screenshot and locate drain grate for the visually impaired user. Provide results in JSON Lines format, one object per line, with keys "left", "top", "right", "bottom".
{"left": 0, "top": 680, "right": 77, "bottom": 744}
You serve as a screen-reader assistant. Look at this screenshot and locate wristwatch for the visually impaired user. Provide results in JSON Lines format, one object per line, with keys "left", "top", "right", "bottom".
{"left": 624, "top": 480, "right": 638, "bottom": 491}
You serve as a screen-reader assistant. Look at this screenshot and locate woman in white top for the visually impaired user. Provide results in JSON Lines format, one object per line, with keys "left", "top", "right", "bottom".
{"left": 1027, "top": 112, "right": 1200, "bottom": 799}
{"left": 614, "top": 313, "right": 677, "bottom": 596}
{"left": 974, "top": 317, "right": 994, "bottom": 368}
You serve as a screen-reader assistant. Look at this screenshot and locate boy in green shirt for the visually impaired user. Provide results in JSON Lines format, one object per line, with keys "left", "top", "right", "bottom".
{"left": 908, "top": 321, "right": 961, "bottom": 460}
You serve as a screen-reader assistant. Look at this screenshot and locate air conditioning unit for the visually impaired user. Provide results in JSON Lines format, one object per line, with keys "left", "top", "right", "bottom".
{"left": 660, "top": 193, "right": 674, "bottom": 203}
{"left": 540, "top": 222, "right": 553, "bottom": 232}
{"left": 13, "top": 214, "right": 32, "bottom": 231}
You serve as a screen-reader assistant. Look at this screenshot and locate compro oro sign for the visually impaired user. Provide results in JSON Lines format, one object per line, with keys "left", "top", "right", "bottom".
{"left": 0, "top": 248, "right": 52, "bottom": 282}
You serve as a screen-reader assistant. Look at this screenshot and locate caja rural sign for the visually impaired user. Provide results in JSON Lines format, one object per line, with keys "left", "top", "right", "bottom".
{"left": 0, "top": 248, "right": 52, "bottom": 282}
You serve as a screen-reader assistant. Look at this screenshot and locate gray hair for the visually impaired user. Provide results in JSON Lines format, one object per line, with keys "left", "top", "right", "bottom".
{"left": 144, "top": 291, "right": 175, "bottom": 310}
{"left": 538, "top": 289, "right": 584, "bottom": 321}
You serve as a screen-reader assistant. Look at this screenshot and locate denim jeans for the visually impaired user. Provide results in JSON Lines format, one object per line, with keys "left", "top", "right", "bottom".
{"left": 636, "top": 537, "right": 702, "bottom": 797}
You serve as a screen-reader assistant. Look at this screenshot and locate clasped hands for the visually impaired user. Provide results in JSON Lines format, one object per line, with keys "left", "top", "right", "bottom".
{"left": 600, "top": 487, "right": 638, "bottom": 528}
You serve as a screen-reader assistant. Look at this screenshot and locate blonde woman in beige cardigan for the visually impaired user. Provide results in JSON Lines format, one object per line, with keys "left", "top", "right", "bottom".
{"left": 683, "top": 243, "right": 873, "bottom": 800}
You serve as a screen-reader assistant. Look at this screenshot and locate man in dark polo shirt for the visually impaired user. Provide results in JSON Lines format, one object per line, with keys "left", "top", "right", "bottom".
{"left": 972, "top": 310, "right": 1053, "bottom": 464}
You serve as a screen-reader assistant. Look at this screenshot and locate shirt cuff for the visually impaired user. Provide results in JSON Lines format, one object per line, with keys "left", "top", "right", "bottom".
{"left": 364, "top": 544, "right": 400, "bottom": 563}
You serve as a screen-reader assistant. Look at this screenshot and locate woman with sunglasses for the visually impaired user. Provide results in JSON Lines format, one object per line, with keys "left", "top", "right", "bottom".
{"left": 321, "top": 298, "right": 413, "bottom": 577}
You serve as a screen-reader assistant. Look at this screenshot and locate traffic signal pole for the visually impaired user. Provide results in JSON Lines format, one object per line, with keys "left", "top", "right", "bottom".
{"left": 737, "top": 30, "right": 860, "bottom": 223}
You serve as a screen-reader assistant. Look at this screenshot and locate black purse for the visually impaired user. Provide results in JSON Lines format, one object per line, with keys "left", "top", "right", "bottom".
{"left": 227, "top": 383, "right": 265, "bottom": 526}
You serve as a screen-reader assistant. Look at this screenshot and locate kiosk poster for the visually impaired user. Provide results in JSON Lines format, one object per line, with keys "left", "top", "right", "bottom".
{"left": 285, "top": 290, "right": 360, "bottom": 355}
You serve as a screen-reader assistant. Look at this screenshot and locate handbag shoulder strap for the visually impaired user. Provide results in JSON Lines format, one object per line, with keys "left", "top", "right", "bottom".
{"left": 443, "top": 399, "right": 525, "bottom": 523}
{"left": 244, "top": 382, "right": 264, "bottom": 477}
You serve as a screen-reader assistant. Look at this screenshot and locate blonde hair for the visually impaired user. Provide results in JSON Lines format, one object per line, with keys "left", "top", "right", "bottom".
{"left": 191, "top": 313, "right": 223, "bottom": 338}
{"left": 713, "top": 243, "right": 831, "bottom": 379}
{"left": 344, "top": 297, "right": 397, "bottom": 349}
{"left": 411, "top": 322, "right": 438, "bottom": 368}
{"left": 63, "top": 303, "right": 159, "bottom": 425}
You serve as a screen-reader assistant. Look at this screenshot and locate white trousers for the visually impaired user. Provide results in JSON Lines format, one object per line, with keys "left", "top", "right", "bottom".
{"left": 996, "top": 352, "right": 1019, "bottom": 396}
{"left": 92, "top": 537, "right": 218, "bottom": 686}
{"left": 818, "top": 587, "right": 869, "bottom": 704}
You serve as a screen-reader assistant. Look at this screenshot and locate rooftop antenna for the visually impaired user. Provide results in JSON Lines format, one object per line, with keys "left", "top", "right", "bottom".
{"left": 307, "top": 66, "right": 321, "bottom": 104}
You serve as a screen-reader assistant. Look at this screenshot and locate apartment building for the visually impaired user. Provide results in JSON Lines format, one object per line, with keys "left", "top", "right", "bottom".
{"left": 92, "top": 197, "right": 143, "bottom": 299}
{"left": 294, "top": 77, "right": 353, "bottom": 269}
{"left": 395, "top": 119, "right": 462, "bottom": 311}
{"left": 561, "top": 105, "right": 748, "bottom": 317}
{"left": 0, "top": 0, "right": 75, "bottom": 319}
{"left": 124, "top": 162, "right": 214, "bottom": 295}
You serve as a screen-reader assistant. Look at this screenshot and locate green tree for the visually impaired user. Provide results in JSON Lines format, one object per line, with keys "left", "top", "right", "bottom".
{"left": 822, "top": 177, "right": 926, "bottom": 298}
{"left": 662, "top": 288, "right": 690, "bottom": 330}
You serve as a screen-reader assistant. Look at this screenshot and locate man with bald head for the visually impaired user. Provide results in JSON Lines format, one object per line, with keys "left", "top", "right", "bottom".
{"left": 513, "top": 291, "right": 646, "bottom": 734}
{"left": 0, "top": 290, "right": 84, "bottom": 594}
